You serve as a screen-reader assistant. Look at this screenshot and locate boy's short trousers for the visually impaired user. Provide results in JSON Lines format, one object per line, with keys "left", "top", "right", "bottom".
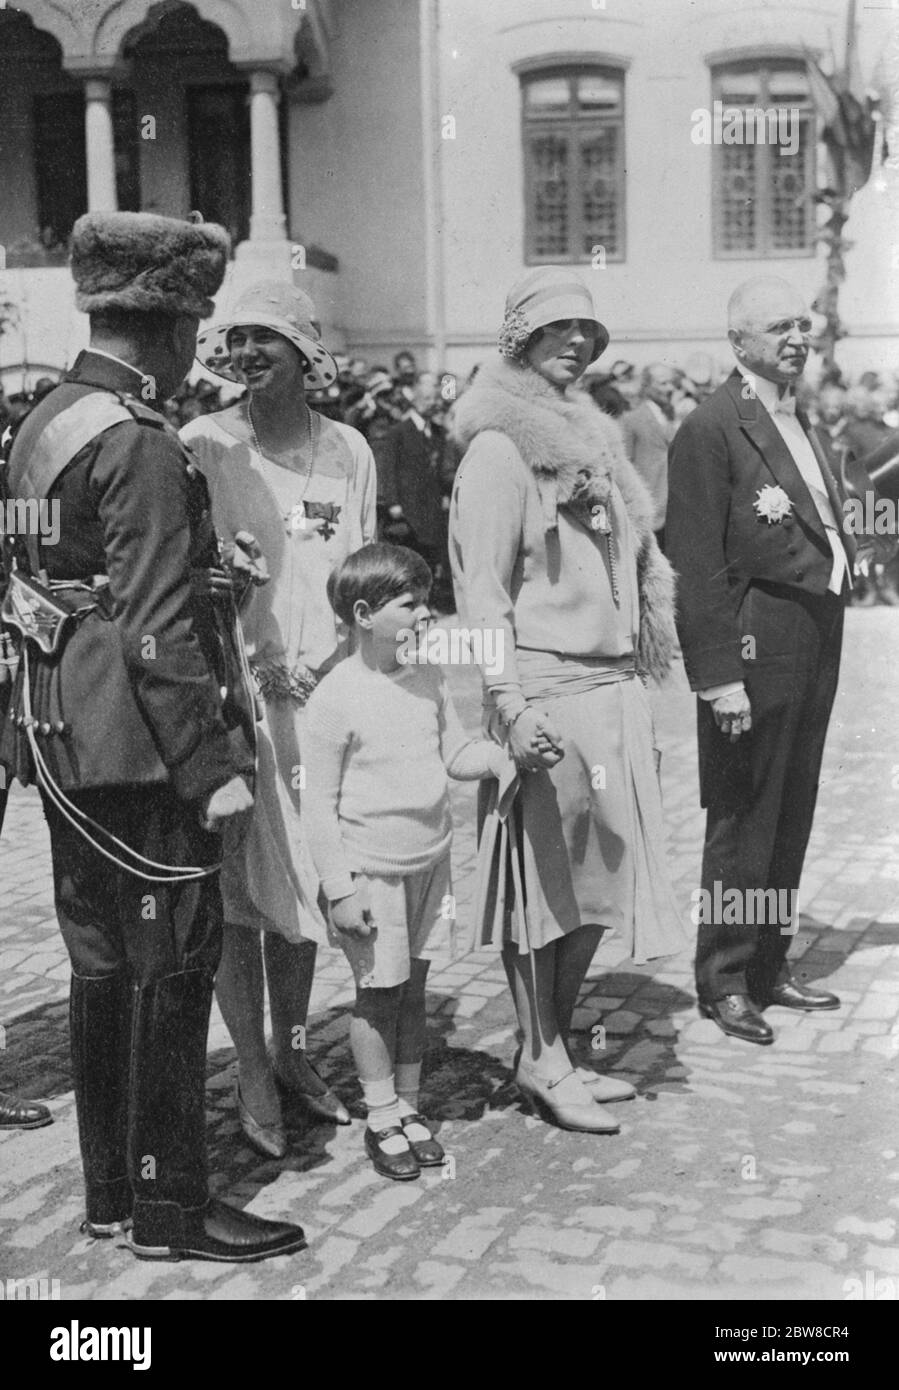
{"left": 328, "top": 852, "right": 453, "bottom": 989}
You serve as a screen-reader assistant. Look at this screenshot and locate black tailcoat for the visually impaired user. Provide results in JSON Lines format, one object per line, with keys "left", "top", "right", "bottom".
{"left": 666, "top": 371, "right": 853, "bottom": 999}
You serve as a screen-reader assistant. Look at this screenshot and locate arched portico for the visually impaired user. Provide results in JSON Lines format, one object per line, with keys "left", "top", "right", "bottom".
{"left": 5, "top": 0, "right": 330, "bottom": 270}
{"left": 9, "top": 0, "right": 321, "bottom": 71}
{"left": 94, "top": 0, "right": 253, "bottom": 65}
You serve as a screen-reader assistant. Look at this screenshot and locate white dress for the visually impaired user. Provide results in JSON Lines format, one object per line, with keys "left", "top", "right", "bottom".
{"left": 180, "top": 412, "right": 378, "bottom": 942}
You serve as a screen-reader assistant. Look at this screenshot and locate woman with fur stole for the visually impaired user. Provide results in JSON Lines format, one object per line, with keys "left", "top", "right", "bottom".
{"left": 448, "top": 268, "right": 688, "bottom": 1135}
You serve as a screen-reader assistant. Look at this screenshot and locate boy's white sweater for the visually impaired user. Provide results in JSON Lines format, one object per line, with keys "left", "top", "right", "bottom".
{"left": 304, "top": 658, "right": 508, "bottom": 901}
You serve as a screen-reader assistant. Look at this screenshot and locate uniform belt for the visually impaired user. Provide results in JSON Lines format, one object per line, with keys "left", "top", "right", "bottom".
{"left": 46, "top": 570, "right": 235, "bottom": 609}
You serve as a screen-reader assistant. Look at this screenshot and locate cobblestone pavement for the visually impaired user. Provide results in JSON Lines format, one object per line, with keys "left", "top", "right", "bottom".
{"left": 1, "top": 611, "right": 898, "bottom": 1301}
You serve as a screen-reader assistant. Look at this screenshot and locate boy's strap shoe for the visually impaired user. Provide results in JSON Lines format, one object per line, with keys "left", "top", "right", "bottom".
{"left": 364, "top": 1126, "right": 420, "bottom": 1181}
{"left": 400, "top": 1113, "right": 446, "bottom": 1166}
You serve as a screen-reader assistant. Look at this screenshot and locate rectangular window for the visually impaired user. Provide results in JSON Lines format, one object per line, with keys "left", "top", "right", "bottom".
{"left": 712, "top": 60, "right": 815, "bottom": 258}
{"left": 33, "top": 92, "right": 87, "bottom": 252}
{"left": 186, "top": 84, "right": 251, "bottom": 247}
{"left": 112, "top": 88, "right": 141, "bottom": 212}
{"left": 523, "top": 67, "right": 625, "bottom": 264}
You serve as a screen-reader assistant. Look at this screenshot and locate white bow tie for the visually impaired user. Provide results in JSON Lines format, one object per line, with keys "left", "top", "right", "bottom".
{"left": 773, "top": 394, "right": 797, "bottom": 417}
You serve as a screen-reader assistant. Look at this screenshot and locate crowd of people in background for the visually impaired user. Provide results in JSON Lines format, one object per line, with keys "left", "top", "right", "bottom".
{"left": 3, "top": 347, "right": 899, "bottom": 609}
{"left": 1, "top": 213, "right": 895, "bottom": 1245}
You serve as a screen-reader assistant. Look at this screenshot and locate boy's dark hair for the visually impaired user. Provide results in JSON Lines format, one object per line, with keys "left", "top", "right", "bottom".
{"left": 327, "top": 543, "right": 432, "bottom": 626}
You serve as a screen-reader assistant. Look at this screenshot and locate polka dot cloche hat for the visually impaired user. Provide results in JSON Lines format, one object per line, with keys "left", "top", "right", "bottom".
{"left": 196, "top": 279, "right": 339, "bottom": 391}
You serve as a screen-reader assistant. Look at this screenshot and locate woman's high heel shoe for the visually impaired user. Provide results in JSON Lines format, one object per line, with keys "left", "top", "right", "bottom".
{"left": 236, "top": 1081, "right": 288, "bottom": 1159}
{"left": 576, "top": 1067, "right": 637, "bottom": 1103}
{"left": 516, "top": 1063, "right": 620, "bottom": 1134}
{"left": 272, "top": 1052, "right": 351, "bottom": 1126}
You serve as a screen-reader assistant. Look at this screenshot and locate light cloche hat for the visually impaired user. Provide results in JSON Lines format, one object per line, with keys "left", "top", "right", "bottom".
{"left": 498, "top": 266, "right": 609, "bottom": 362}
{"left": 197, "top": 279, "right": 339, "bottom": 391}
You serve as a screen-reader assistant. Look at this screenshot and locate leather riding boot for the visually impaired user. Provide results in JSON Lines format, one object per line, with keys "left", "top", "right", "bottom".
{"left": 127, "top": 968, "right": 305, "bottom": 1262}
{"left": 128, "top": 968, "right": 213, "bottom": 1226}
{"left": 69, "top": 971, "right": 133, "bottom": 1228}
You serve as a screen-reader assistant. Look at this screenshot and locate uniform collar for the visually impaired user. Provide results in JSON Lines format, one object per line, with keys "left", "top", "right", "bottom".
{"left": 66, "top": 348, "right": 149, "bottom": 397}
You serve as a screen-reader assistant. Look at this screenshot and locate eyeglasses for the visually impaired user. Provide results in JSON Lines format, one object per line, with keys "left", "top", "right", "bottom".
{"left": 764, "top": 317, "right": 813, "bottom": 337}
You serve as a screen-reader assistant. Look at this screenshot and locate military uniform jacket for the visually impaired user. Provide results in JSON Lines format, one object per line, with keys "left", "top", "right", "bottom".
{"left": 0, "top": 350, "right": 255, "bottom": 802}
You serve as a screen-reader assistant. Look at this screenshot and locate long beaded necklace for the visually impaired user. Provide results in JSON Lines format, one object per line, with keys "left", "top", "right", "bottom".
{"left": 247, "top": 400, "right": 319, "bottom": 534}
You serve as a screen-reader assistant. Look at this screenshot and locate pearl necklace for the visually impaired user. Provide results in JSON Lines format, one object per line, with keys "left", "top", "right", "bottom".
{"left": 247, "top": 400, "right": 319, "bottom": 533}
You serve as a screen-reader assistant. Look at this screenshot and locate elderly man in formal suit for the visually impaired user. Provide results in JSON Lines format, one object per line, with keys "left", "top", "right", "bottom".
{"left": 666, "top": 277, "right": 853, "bottom": 1045}
{"left": 621, "top": 363, "right": 678, "bottom": 548}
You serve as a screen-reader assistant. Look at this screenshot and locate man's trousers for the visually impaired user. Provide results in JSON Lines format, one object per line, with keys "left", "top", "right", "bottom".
{"left": 42, "top": 784, "right": 223, "bottom": 1226}
{"left": 695, "top": 582, "right": 844, "bottom": 1001}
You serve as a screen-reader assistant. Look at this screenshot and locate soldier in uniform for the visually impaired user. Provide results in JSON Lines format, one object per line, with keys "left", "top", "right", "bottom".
{"left": 0, "top": 212, "right": 306, "bottom": 1262}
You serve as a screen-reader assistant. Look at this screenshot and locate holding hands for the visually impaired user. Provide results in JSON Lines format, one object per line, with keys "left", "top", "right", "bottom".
{"left": 508, "top": 707, "right": 565, "bottom": 773}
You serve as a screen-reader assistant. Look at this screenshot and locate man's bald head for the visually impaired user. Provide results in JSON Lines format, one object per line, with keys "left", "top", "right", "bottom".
{"left": 728, "top": 277, "right": 807, "bottom": 334}
{"left": 727, "top": 277, "right": 812, "bottom": 388}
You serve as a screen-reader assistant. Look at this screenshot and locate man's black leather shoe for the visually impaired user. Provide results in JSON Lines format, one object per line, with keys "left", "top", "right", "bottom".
{"left": 128, "top": 1198, "right": 306, "bottom": 1263}
{"left": 699, "top": 995, "right": 774, "bottom": 1044}
{"left": 763, "top": 980, "right": 840, "bottom": 1011}
{"left": 0, "top": 1092, "right": 53, "bottom": 1130}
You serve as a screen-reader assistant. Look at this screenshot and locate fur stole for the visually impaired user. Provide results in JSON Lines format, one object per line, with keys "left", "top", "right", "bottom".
{"left": 453, "top": 356, "right": 678, "bottom": 683}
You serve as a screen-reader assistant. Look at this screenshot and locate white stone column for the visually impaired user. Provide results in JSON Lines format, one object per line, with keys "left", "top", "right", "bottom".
{"left": 234, "top": 68, "right": 291, "bottom": 282}
{"left": 248, "top": 70, "right": 286, "bottom": 242}
{"left": 84, "top": 78, "right": 118, "bottom": 213}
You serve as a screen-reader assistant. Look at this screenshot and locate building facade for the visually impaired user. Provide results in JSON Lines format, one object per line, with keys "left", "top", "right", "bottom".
{"left": 0, "top": 0, "right": 897, "bottom": 388}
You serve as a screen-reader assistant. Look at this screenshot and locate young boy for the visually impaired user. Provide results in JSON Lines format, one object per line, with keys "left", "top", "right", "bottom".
{"left": 304, "top": 543, "right": 513, "bottom": 1180}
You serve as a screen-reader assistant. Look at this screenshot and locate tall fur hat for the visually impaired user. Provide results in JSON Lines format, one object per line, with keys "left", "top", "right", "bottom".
{"left": 70, "top": 211, "right": 230, "bottom": 318}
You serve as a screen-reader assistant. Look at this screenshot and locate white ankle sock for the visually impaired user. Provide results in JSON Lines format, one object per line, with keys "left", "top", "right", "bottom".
{"left": 395, "top": 1063, "right": 432, "bottom": 1141}
{"left": 395, "top": 1062, "right": 421, "bottom": 1113}
{"left": 362, "top": 1077, "right": 406, "bottom": 1154}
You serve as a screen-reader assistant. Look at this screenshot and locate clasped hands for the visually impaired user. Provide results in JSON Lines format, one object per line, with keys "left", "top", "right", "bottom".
{"left": 508, "top": 706, "right": 564, "bottom": 773}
